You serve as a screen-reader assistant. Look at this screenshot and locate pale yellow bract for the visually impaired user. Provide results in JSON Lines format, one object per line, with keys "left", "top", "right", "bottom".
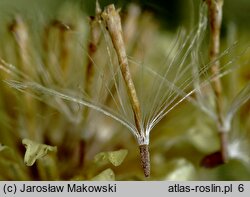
{"left": 22, "top": 139, "right": 57, "bottom": 166}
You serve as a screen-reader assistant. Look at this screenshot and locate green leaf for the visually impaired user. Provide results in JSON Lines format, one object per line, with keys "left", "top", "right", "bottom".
{"left": 94, "top": 149, "right": 128, "bottom": 167}
{"left": 91, "top": 168, "right": 115, "bottom": 181}
{"left": 22, "top": 139, "right": 57, "bottom": 166}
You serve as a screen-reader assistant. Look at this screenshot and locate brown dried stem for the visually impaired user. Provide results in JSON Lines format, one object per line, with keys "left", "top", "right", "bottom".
{"left": 9, "top": 16, "right": 32, "bottom": 75}
{"left": 123, "top": 3, "right": 141, "bottom": 45}
{"left": 54, "top": 20, "right": 72, "bottom": 76}
{"left": 206, "top": 0, "right": 228, "bottom": 162}
{"left": 8, "top": 16, "right": 37, "bottom": 140}
{"left": 102, "top": 4, "right": 150, "bottom": 177}
{"left": 85, "top": 1, "right": 102, "bottom": 95}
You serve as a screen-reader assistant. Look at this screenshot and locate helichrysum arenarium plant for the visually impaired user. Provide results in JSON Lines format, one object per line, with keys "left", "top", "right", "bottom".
{"left": 0, "top": 0, "right": 250, "bottom": 180}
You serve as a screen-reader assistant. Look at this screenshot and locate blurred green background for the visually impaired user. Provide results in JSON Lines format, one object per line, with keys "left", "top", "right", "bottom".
{"left": 0, "top": 0, "right": 250, "bottom": 29}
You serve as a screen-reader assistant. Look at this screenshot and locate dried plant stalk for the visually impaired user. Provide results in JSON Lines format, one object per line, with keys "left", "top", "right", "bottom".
{"left": 101, "top": 4, "right": 150, "bottom": 177}
{"left": 123, "top": 3, "right": 141, "bottom": 45}
{"left": 206, "top": 0, "right": 228, "bottom": 162}
{"left": 9, "top": 16, "right": 30, "bottom": 70}
{"left": 85, "top": 1, "right": 102, "bottom": 95}
{"left": 55, "top": 20, "right": 72, "bottom": 76}
{"left": 8, "top": 16, "right": 38, "bottom": 140}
